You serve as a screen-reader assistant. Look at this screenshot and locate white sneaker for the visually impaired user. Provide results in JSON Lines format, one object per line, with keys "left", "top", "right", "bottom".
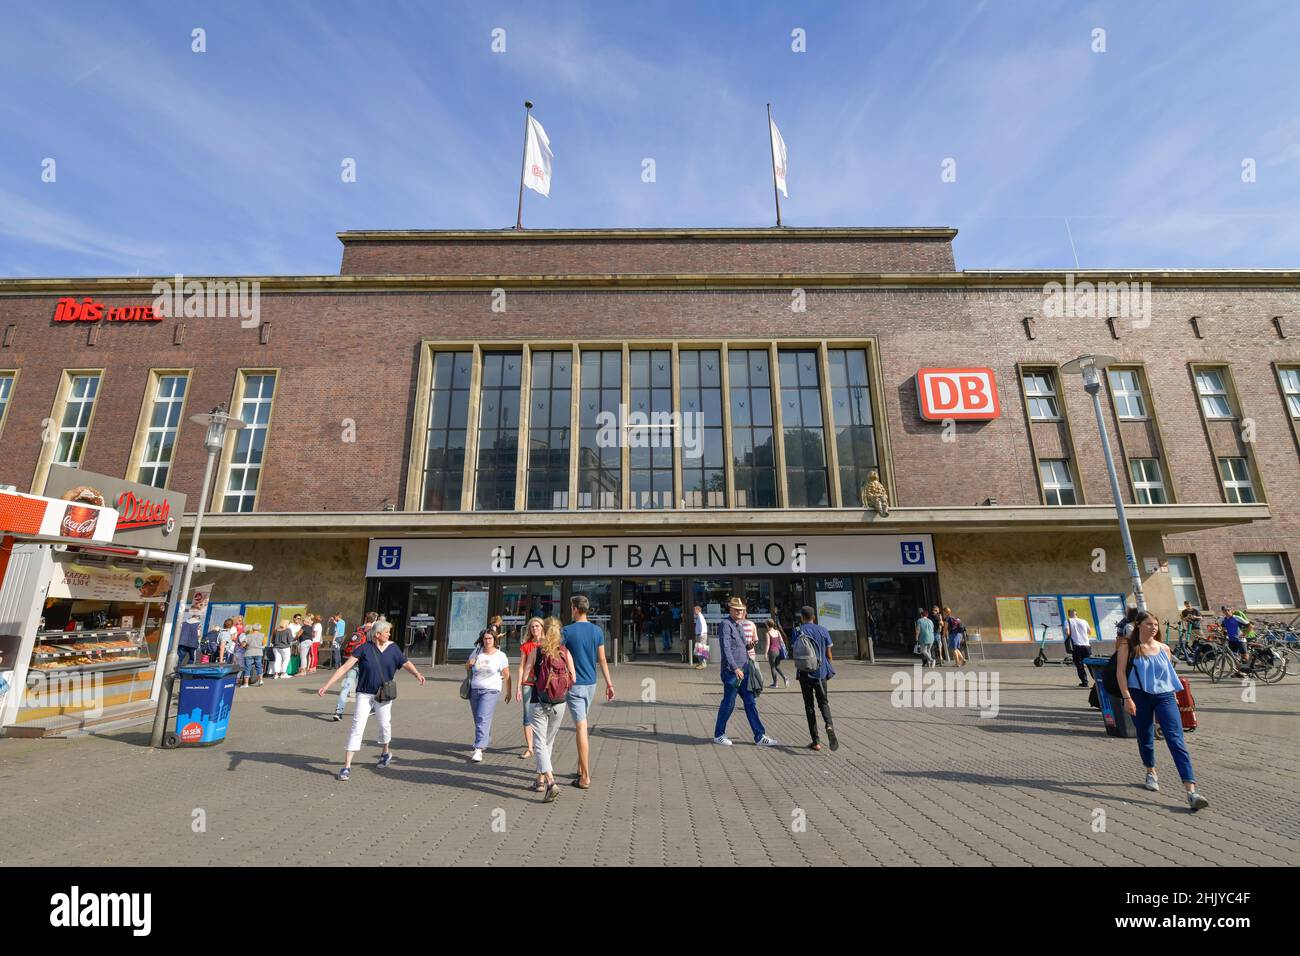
{"left": 470, "top": 749, "right": 483, "bottom": 762}
{"left": 756, "top": 735, "right": 779, "bottom": 747}
{"left": 713, "top": 735, "right": 733, "bottom": 746}
{"left": 1144, "top": 772, "right": 1159, "bottom": 792}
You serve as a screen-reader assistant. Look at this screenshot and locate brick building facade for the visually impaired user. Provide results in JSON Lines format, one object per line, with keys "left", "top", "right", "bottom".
{"left": 1, "top": 227, "right": 1296, "bottom": 660}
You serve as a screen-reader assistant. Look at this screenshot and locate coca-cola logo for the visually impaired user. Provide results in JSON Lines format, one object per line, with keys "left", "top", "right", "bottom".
{"left": 115, "top": 491, "right": 175, "bottom": 535}
{"left": 61, "top": 504, "right": 99, "bottom": 539}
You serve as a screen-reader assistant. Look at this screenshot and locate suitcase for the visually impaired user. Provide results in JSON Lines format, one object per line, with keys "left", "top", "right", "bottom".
{"left": 1175, "top": 676, "right": 1198, "bottom": 732}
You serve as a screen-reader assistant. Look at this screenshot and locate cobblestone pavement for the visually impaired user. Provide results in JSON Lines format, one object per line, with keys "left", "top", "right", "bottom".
{"left": 1, "top": 659, "right": 1296, "bottom": 867}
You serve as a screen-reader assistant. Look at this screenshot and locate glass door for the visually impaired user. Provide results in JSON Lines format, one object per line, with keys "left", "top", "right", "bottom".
{"left": 407, "top": 583, "right": 441, "bottom": 660}
{"left": 374, "top": 579, "right": 410, "bottom": 655}
{"left": 570, "top": 578, "right": 614, "bottom": 651}
{"left": 621, "top": 578, "right": 684, "bottom": 659}
{"left": 447, "top": 580, "right": 490, "bottom": 660}
{"left": 498, "top": 579, "right": 563, "bottom": 653}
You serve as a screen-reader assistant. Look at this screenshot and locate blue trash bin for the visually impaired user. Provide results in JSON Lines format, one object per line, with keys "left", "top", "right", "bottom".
{"left": 1084, "top": 656, "right": 1131, "bottom": 738}
{"left": 174, "top": 663, "right": 240, "bottom": 746}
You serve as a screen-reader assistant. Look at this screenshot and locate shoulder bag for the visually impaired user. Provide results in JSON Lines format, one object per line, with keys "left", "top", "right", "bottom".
{"left": 459, "top": 650, "right": 477, "bottom": 700}
{"left": 373, "top": 644, "right": 398, "bottom": 703}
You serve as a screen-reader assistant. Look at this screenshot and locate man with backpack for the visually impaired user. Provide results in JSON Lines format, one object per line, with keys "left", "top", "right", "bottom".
{"left": 332, "top": 612, "right": 376, "bottom": 721}
{"left": 792, "top": 606, "right": 837, "bottom": 752}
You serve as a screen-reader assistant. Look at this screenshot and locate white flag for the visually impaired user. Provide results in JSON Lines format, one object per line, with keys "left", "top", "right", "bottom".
{"left": 769, "top": 118, "right": 788, "bottom": 198}
{"left": 522, "top": 114, "right": 553, "bottom": 197}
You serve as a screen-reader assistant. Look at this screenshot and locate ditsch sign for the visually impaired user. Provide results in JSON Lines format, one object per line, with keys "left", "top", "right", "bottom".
{"left": 916, "top": 368, "right": 1001, "bottom": 421}
{"left": 53, "top": 297, "right": 161, "bottom": 323}
{"left": 43, "top": 465, "right": 186, "bottom": 550}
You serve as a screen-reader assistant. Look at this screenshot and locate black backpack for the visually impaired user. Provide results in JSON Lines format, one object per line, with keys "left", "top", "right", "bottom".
{"left": 1101, "top": 649, "right": 1135, "bottom": 697}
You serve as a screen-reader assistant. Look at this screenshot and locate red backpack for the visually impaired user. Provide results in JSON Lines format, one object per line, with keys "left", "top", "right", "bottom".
{"left": 533, "top": 649, "right": 573, "bottom": 705}
{"left": 343, "top": 628, "right": 368, "bottom": 658}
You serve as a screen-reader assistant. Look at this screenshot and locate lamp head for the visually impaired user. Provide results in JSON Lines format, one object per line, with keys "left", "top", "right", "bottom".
{"left": 1060, "top": 353, "right": 1119, "bottom": 394}
{"left": 191, "top": 402, "right": 246, "bottom": 454}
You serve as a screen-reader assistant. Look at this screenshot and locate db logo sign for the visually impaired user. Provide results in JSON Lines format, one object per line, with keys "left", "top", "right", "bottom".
{"left": 180, "top": 722, "right": 203, "bottom": 743}
{"left": 916, "top": 368, "right": 1000, "bottom": 421}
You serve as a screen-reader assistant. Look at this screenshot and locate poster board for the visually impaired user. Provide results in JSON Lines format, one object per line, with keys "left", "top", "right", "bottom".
{"left": 1091, "top": 594, "right": 1126, "bottom": 642}
{"left": 448, "top": 589, "right": 489, "bottom": 650}
{"left": 1027, "top": 595, "right": 1065, "bottom": 643}
{"left": 205, "top": 603, "right": 243, "bottom": 633}
{"left": 1060, "top": 596, "right": 1099, "bottom": 640}
{"left": 815, "top": 589, "right": 856, "bottom": 631}
{"left": 241, "top": 603, "right": 275, "bottom": 639}
{"left": 993, "top": 595, "right": 1031, "bottom": 642}
{"left": 276, "top": 603, "right": 308, "bottom": 630}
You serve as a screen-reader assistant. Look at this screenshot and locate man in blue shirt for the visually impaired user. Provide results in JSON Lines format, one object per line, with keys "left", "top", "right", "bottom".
{"left": 562, "top": 595, "right": 615, "bottom": 789}
{"left": 712, "top": 597, "right": 778, "bottom": 747}
{"left": 792, "top": 606, "right": 838, "bottom": 751}
{"left": 1220, "top": 605, "right": 1250, "bottom": 662}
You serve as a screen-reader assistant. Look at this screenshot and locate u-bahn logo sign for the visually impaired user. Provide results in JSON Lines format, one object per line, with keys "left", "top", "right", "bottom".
{"left": 916, "top": 368, "right": 1000, "bottom": 421}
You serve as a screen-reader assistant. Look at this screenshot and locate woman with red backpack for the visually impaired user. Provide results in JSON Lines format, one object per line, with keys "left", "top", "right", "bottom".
{"left": 522, "top": 617, "right": 576, "bottom": 803}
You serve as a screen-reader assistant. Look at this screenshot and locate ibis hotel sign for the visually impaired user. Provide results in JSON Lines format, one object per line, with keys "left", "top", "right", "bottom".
{"left": 43, "top": 465, "right": 186, "bottom": 550}
{"left": 916, "top": 368, "right": 1001, "bottom": 421}
{"left": 53, "top": 297, "right": 162, "bottom": 323}
{"left": 368, "top": 533, "right": 935, "bottom": 578}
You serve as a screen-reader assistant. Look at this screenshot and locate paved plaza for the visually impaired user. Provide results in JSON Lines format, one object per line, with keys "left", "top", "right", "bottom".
{"left": 1, "top": 658, "right": 1296, "bottom": 867}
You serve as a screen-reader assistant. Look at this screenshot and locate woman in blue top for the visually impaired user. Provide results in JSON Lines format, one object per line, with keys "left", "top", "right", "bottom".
{"left": 1116, "top": 611, "right": 1209, "bottom": 810}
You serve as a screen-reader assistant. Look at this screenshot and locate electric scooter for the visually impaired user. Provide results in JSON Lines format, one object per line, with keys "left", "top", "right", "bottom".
{"left": 1032, "top": 623, "right": 1074, "bottom": 667}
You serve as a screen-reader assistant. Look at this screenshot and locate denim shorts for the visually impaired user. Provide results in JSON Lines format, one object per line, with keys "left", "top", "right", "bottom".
{"left": 566, "top": 683, "right": 596, "bottom": 724}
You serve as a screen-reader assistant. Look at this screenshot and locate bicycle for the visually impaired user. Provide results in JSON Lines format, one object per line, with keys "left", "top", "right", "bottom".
{"left": 1208, "top": 635, "right": 1287, "bottom": 684}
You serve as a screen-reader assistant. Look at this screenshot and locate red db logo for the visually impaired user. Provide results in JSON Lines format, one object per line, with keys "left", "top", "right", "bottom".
{"left": 916, "top": 368, "right": 1000, "bottom": 421}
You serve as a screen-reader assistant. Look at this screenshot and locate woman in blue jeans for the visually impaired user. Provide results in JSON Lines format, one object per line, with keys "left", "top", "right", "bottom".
{"left": 465, "top": 629, "right": 512, "bottom": 763}
{"left": 1117, "top": 610, "right": 1209, "bottom": 811}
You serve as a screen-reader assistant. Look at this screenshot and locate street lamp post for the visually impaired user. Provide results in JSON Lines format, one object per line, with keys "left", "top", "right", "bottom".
{"left": 149, "top": 404, "right": 246, "bottom": 748}
{"left": 1060, "top": 354, "right": 1147, "bottom": 614}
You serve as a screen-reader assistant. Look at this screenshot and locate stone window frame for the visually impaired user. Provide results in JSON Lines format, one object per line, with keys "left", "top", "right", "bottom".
{"left": 1166, "top": 554, "right": 1205, "bottom": 610}
{"left": 0, "top": 368, "right": 18, "bottom": 445}
{"left": 1188, "top": 362, "right": 1268, "bottom": 507}
{"left": 1017, "top": 363, "right": 1086, "bottom": 507}
{"left": 1104, "top": 363, "right": 1178, "bottom": 504}
{"left": 31, "top": 368, "right": 105, "bottom": 494}
{"left": 1128, "top": 457, "right": 1168, "bottom": 504}
{"left": 405, "top": 337, "right": 890, "bottom": 513}
{"left": 212, "top": 368, "right": 279, "bottom": 514}
{"left": 125, "top": 369, "right": 192, "bottom": 490}
{"left": 1233, "top": 552, "right": 1296, "bottom": 610}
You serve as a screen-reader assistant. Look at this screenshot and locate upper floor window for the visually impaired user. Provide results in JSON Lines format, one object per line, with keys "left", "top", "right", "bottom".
{"left": 1039, "top": 458, "right": 1077, "bottom": 505}
{"left": 629, "top": 349, "right": 673, "bottom": 510}
{"left": 577, "top": 350, "right": 621, "bottom": 510}
{"left": 728, "top": 349, "right": 777, "bottom": 508}
{"left": 1129, "top": 457, "right": 1167, "bottom": 504}
{"left": 1234, "top": 554, "right": 1295, "bottom": 609}
{"left": 54, "top": 373, "right": 101, "bottom": 468}
{"left": 525, "top": 350, "right": 572, "bottom": 510}
{"left": 1279, "top": 366, "right": 1300, "bottom": 419}
{"left": 828, "top": 348, "right": 876, "bottom": 507}
{"left": 1195, "top": 368, "right": 1233, "bottom": 419}
{"left": 778, "top": 349, "right": 829, "bottom": 508}
{"left": 1023, "top": 371, "right": 1061, "bottom": 421}
{"left": 679, "top": 350, "right": 725, "bottom": 508}
{"left": 137, "top": 373, "right": 188, "bottom": 489}
{"left": 1166, "top": 555, "right": 1203, "bottom": 609}
{"left": 0, "top": 371, "right": 14, "bottom": 440}
{"left": 1108, "top": 368, "right": 1147, "bottom": 420}
{"left": 222, "top": 372, "right": 276, "bottom": 513}
{"left": 421, "top": 352, "right": 471, "bottom": 511}
{"left": 1217, "top": 457, "right": 1255, "bottom": 504}
{"left": 474, "top": 352, "right": 522, "bottom": 511}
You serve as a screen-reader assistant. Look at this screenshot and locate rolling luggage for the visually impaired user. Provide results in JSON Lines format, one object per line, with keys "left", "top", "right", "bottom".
{"left": 1176, "top": 676, "right": 1198, "bottom": 733}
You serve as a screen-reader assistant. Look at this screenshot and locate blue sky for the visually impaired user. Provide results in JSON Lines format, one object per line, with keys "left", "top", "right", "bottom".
{"left": 1, "top": 0, "right": 1297, "bottom": 276}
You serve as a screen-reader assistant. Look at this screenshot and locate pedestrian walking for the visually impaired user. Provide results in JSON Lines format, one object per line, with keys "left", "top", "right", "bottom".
{"left": 712, "top": 596, "right": 778, "bottom": 748}
{"left": 270, "top": 618, "right": 294, "bottom": 679}
{"left": 332, "top": 613, "right": 375, "bottom": 720}
{"left": 915, "top": 608, "right": 936, "bottom": 667}
{"left": 329, "top": 613, "right": 346, "bottom": 668}
{"left": 562, "top": 594, "right": 616, "bottom": 788}
{"left": 217, "top": 617, "right": 237, "bottom": 664}
{"left": 930, "top": 605, "right": 948, "bottom": 664}
{"left": 318, "top": 620, "right": 425, "bottom": 780}
{"left": 692, "top": 604, "right": 708, "bottom": 669}
{"left": 791, "top": 606, "right": 837, "bottom": 751}
{"left": 1065, "top": 608, "right": 1092, "bottom": 686}
{"left": 1116, "top": 610, "right": 1209, "bottom": 810}
{"left": 241, "top": 624, "right": 266, "bottom": 686}
{"left": 465, "top": 628, "right": 512, "bottom": 762}
{"left": 523, "top": 617, "right": 576, "bottom": 803}
{"left": 309, "top": 614, "right": 323, "bottom": 672}
{"left": 515, "top": 616, "right": 545, "bottom": 759}
{"left": 943, "top": 607, "right": 968, "bottom": 667}
{"left": 765, "top": 618, "right": 789, "bottom": 688}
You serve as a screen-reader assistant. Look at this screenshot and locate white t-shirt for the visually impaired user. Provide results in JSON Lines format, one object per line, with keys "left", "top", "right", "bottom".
{"left": 469, "top": 649, "right": 510, "bottom": 692}
{"left": 288, "top": 622, "right": 302, "bottom": 638}
{"left": 1066, "top": 617, "right": 1092, "bottom": 647}
{"left": 312, "top": 622, "right": 322, "bottom": 643}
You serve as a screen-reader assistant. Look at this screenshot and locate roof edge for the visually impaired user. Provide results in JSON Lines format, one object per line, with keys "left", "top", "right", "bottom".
{"left": 335, "top": 226, "right": 960, "bottom": 242}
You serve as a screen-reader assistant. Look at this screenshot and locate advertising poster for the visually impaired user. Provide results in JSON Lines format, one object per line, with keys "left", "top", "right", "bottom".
{"left": 1060, "top": 596, "right": 1099, "bottom": 638}
{"left": 1027, "top": 595, "right": 1065, "bottom": 642}
{"left": 448, "top": 590, "right": 489, "bottom": 650}
{"left": 993, "top": 595, "right": 1031, "bottom": 642}
{"left": 815, "top": 589, "right": 856, "bottom": 631}
{"left": 276, "top": 603, "right": 308, "bottom": 629}
{"left": 241, "top": 603, "right": 275, "bottom": 638}
{"left": 205, "top": 603, "right": 243, "bottom": 633}
{"left": 1092, "top": 594, "right": 1126, "bottom": 641}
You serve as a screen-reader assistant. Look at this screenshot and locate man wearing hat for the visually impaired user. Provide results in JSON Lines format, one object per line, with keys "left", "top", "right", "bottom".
{"left": 712, "top": 596, "right": 778, "bottom": 747}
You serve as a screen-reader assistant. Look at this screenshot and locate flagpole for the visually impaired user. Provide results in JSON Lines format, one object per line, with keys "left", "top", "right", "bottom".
{"left": 515, "top": 100, "right": 533, "bottom": 230}
{"left": 767, "top": 103, "right": 782, "bottom": 228}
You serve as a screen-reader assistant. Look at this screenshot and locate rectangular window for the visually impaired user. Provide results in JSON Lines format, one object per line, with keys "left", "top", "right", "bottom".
{"left": 1218, "top": 457, "right": 1256, "bottom": 504}
{"left": 1195, "top": 368, "right": 1233, "bottom": 419}
{"left": 628, "top": 349, "right": 673, "bottom": 510}
{"left": 1039, "top": 458, "right": 1077, "bottom": 505}
{"left": 679, "top": 349, "right": 725, "bottom": 508}
{"left": 1167, "top": 555, "right": 1203, "bottom": 609}
{"left": 1279, "top": 366, "right": 1300, "bottom": 419}
{"left": 525, "top": 350, "right": 572, "bottom": 510}
{"left": 1108, "top": 368, "right": 1147, "bottom": 419}
{"left": 421, "top": 351, "right": 471, "bottom": 511}
{"left": 828, "top": 348, "right": 877, "bottom": 506}
{"left": 1234, "top": 554, "right": 1294, "bottom": 609}
{"left": 778, "top": 349, "right": 829, "bottom": 508}
{"left": 53, "top": 372, "right": 101, "bottom": 468}
{"left": 577, "top": 350, "right": 621, "bottom": 510}
{"left": 0, "top": 371, "right": 14, "bottom": 440}
{"left": 1129, "top": 457, "right": 1167, "bottom": 504}
{"left": 728, "top": 349, "right": 777, "bottom": 508}
{"left": 1023, "top": 371, "right": 1061, "bottom": 420}
{"left": 137, "top": 373, "right": 189, "bottom": 489}
{"left": 222, "top": 372, "right": 276, "bottom": 513}
{"left": 474, "top": 352, "right": 522, "bottom": 511}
